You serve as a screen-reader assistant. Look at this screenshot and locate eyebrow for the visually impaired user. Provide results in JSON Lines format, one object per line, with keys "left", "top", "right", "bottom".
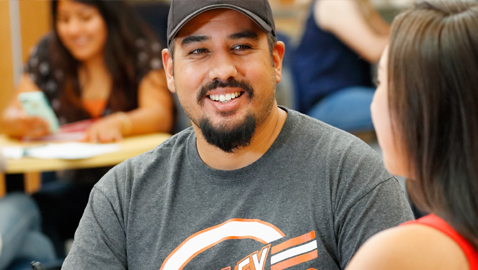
{"left": 181, "top": 35, "right": 210, "bottom": 46}
{"left": 229, "top": 30, "right": 259, "bottom": 40}
{"left": 180, "top": 30, "right": 259, "bottom": 46}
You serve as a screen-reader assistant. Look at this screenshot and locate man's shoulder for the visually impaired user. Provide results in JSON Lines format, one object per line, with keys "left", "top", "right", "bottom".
{"left": 285, "top": 109, "right": 390, "bottom": 182}
{"left": 95, "top": 128, "right": 194, "bottom": 189}
{"left": 129, "top": 127, "right": 194, "bottom": 166}
{"left": 287, "top": 109, "right": 372, "bottom": 153}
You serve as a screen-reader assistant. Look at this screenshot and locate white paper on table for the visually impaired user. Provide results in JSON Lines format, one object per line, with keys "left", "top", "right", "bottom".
{"left": 2, "top": 142, "right": 120, "bottom": 160}
{"left": 1, "top": 147, "right": 24, "bottom": 159}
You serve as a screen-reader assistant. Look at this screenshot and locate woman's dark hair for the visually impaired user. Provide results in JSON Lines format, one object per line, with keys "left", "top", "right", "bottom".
{"left": 50, "top": 0, "right": 160, "bottom": 122}
{"left": 388, "top": 0, "right": 478, "bottom": 249}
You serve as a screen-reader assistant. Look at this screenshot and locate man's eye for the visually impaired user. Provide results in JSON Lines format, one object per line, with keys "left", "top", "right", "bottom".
{"left": 232, "top": 44, "right": 252, "bottom": 51}
{"left": 189, "top": 48, "right": 208, "bottom": 55}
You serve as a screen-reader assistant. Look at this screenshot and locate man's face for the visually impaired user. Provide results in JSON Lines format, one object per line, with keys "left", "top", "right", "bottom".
{"left": 162, "top": 9, "right": 284, "bottom": 152}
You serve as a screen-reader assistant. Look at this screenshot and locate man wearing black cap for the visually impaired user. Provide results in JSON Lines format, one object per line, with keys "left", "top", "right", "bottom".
{"left": 63, "top": 1, "right": 413, "bottom": 269}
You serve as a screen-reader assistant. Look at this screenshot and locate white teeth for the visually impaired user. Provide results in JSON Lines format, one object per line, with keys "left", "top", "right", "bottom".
{"left": 209, "top": 91, "right": 242, "bottom": 103}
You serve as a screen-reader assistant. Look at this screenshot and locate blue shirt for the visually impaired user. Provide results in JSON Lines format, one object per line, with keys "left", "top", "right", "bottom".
{"left": 292, "top": 1, "right": 373, "bottom": 113}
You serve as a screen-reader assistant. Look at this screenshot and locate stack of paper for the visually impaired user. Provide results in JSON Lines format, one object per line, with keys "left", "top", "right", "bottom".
{"left": 1, "top": 142, "right": 119, "bottom": 160}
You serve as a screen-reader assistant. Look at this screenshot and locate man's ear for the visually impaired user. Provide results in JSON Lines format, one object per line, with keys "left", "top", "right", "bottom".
{"left": 162, "top": 48, "right": 176, "bottom": 93}
{"left": 272, "top": 41, "right": 285, "bottom": 84}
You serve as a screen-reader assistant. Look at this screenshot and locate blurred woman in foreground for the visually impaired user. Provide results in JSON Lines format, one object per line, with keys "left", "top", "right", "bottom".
{"left": 347, "top": 1, "right": 478, "bottom": 269}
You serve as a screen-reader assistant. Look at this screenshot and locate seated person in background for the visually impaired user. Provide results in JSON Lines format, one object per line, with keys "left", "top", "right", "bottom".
{"left": 0, "top": 0, "right": 174, "bottom": 258}
{"left": 0, "top": 193, "right": 56, "bottom": 270}
{"left": 347, "top": 1, "right": 478, "bottom": 269}
{"left": 62, "top": 0, "right": 413, "bottom": 269}
{"left": 1, "top": 0, "right": 174, "bottom": 142}
{"left": 293, "top": 0, "right": 389, "bottom": 133}
{"left": 0, "top": 153, "right": 56, "bottom": 270}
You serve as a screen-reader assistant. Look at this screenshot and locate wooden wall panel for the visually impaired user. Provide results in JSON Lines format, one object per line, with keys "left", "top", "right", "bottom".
{"left": 0, "top": 1, "right": 14, "bottom": 133}
{"left": 0, "top": 1, "right": 50, "bottom": 134}
{"left": 19, "top": 0, "right": 51, "bottom": 62}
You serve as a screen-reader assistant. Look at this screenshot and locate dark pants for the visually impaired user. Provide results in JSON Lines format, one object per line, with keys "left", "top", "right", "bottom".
{"left": 5, "top": 174, "right": 25, "bottom": 192}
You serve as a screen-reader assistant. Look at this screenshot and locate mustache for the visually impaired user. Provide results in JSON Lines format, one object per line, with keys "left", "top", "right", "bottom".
{"left": 197, "top": 79, "right": 254, "bottom": 103}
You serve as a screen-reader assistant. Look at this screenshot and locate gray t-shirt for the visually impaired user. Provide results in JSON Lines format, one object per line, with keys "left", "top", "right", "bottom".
{"left": 63, "top": 108, "right": 413, "bottom": 270}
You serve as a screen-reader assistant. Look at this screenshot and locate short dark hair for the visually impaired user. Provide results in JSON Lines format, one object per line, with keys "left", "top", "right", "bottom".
{"left": 388, "top": 0, "right": 478, "bottom": 249}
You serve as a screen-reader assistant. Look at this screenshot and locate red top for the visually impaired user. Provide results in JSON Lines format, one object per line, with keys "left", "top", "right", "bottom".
{"left": 402, "top": 214, "right": 478, "bottom": 270}
{"left": 82, "top": 99, "right": 107, "bottom": 119}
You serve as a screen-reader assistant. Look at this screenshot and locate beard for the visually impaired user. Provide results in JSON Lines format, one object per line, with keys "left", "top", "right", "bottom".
{"left": 179, "top": 76, "right": 276, "bottom": 153}
{"left": 194, "top": 78, "right": 257, "bottom": 153}
{"left": 199, "top": 114, "right": 256, "bottom": 153}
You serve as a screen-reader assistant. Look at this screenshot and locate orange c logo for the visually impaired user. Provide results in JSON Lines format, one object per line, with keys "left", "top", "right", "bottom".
{"left": 160, "top": 219, "right": 285, "bottom": 270}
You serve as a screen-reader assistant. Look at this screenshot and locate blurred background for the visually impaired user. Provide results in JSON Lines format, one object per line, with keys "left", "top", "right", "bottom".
{"left": 0, "top": 0, "right": 414, "bottom": 135}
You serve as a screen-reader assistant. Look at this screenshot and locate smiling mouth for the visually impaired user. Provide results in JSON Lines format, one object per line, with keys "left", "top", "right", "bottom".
{"left": 70, "top": 37, "right": 89, "bottom": 46}
{"left": 208, "top": 91, "right": 243, "bottom": 103}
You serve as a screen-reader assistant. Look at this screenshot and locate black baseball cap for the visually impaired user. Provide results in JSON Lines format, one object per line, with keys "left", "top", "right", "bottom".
{"left": 167, "top": 0, "right": 276, "bottom": 46}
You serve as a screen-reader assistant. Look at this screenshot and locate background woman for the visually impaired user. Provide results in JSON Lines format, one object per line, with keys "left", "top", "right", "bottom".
{"left": 1, "top": 0, "right": 174, "bottom": 258}
{"left": 1, "top": 0, "right": 174, "bottom": 141}
{"left": 347, "top": 1, "right": 478, "bottom": 269}
{"left": 292, "top": 0, "right": 389, "bottom": 132}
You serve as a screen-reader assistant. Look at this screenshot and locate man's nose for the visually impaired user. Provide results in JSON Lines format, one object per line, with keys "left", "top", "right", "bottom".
{"left": 208, "top": 50, "right": 238, "bottom": 81}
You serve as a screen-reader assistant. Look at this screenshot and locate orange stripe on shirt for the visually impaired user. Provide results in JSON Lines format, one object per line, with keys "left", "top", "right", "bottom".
{"left": 271, "top": 231, "right": 316, "bottom": 254}
{"left": 271, "top": 250, "right": 318, "bottom": 270}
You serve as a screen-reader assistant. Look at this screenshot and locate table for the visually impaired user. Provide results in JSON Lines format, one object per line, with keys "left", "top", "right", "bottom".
{"left": 0, "top": 133, "right": 171, "bottom": 197}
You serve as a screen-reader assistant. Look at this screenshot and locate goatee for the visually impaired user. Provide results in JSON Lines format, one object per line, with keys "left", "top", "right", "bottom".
{"left": 199, "top": 115, "right": 256, "bottom": 153}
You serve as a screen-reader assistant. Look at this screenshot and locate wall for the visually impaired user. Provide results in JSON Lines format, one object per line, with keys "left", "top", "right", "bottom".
{"left": 0, "top": 0, "right": 50, "bottom": 133}
{"left": 20, "top": 0, "right": 51, "bottom": 63}
{"left": 0, "top": 1, "right": 14, "bottom": 133}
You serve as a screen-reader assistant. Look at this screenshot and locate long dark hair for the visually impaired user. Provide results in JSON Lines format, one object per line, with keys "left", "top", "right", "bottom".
{"left": 388, "top": 0, "right": 478, "bottom": 249}
{"left": 50, "top": 0, "right": 159, "bottom": 122}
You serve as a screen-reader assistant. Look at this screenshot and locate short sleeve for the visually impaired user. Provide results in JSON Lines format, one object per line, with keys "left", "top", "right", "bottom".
{"left": 62, "top": 157, "right": 142, "bottom": 269}
{"left": 62, "top": 178, "right": 128, "bottom": 269}
{"left": 337, "top": 177, "right": 413, "bottom": 268}
{"left": 324, "top": 137, "right": 414, "bottom": 269}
